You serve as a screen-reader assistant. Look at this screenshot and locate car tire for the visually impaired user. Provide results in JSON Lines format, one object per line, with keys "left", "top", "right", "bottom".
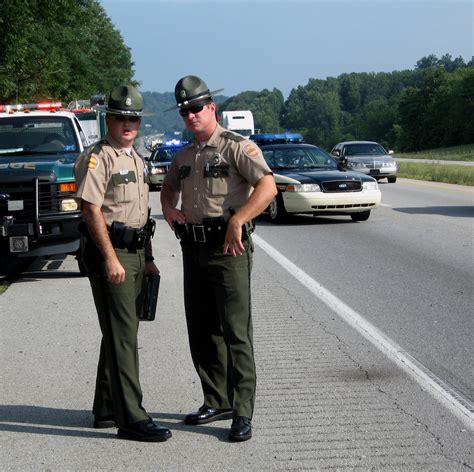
{"left": 351, "top": 210, "right": 371, "bottom": 222}
{"left": 269, "top": 192, "right": 287, "bottom": 223}
{"left": 387, "top": 176, "right": 397, "bottom": 183}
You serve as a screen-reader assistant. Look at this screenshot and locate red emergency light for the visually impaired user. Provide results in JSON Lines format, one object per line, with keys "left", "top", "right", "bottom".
{"left": 0, "top": 102, "right": 62, "bottom": 113}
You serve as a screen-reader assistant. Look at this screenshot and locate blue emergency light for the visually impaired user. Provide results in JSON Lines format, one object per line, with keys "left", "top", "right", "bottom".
{"left": 250, "top": 132, "right": 303, "bottom": 145}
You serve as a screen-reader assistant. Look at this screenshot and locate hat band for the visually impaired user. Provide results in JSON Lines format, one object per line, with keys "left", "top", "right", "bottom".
{"left": 106, "top": 107, "right": 143, "bottom": 116}
{"left": 177, "top": 90, "right": 213, "bottom": 108}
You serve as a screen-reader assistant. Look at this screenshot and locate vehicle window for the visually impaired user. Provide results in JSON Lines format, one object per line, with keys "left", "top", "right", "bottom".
{"left": 263, "top": 147, "right": 338, "bottom": 170}
{"left": 344, "top": 143, "right": 386, "bottom": 156}
{"left": 0, "top": 116, "right": 79, "bottom": 154}
{"left": 151, "top": 147, "right": 180, "bottom": 162}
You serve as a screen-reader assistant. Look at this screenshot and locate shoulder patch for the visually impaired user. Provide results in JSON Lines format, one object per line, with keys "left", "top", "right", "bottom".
{"left": 243, "top": 143, "right": 261, "bottom": 159}
{"left": 221, "top": 131, "right": 245, "bottom": 143}
{"left": 87, "top": 154, "right": 99, "bottom": 170}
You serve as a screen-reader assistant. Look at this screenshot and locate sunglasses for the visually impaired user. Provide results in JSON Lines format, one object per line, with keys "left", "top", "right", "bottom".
{"left": 113, "top": 115, "right": 141, "bottom": 123}
{"left": 179, "top": 104, "right": 205, "bottom": 117}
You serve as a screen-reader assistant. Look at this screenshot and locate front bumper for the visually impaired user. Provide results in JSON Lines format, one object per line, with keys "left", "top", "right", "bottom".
{"left": 1, "top": 213, "right": 81, "bottom": 256}
{"left": 281, "top": 189, "right": 381, "bottom": 214}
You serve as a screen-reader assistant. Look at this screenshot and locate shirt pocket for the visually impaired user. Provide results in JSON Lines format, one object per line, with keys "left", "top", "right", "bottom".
{"left": 208, "top": 164, "right": 229, "bottom": 196}
{"left": 112, "top": 171, "right": 136, "bottom": 203}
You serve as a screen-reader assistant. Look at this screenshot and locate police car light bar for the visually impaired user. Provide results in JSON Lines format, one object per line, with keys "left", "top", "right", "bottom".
{"left": 0, "top": 102, "right": 62, "bottom": 113}
{"left": 249, "top": 132, "right": 303, "bottom": 145}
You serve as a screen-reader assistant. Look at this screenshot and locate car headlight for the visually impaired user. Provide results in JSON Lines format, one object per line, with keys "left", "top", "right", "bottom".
{"left": 383, "top": 160, "right": 396, "bottom": 167}
{"left": 348, "top": 161, "right": 365, "bottom": 168}
{"left": 286, "top": 183, "right": 321, "bottom": 192}
{"left": 362, "top": 181, "right": 379, "bottom": 191}
{"left": 150, "top": 167, "right": 166, "bottom": 174}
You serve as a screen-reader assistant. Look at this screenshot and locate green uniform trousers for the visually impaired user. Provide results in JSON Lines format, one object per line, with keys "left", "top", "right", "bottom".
{"left": 88, "top": 248, "right": 148, "bottom": 427}
{"left": 181, "top": 238, "right": 256, "bottom": 419}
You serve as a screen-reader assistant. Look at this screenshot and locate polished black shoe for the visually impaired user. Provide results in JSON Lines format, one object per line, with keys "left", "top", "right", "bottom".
{"left": 229, "top": 416, "right": 252, "bottom": 442}
{"left": 117, "top": 417, "right": 172, "bottom": 442}
{"left": 184, "top": 405, "right": 233, "bottom": 425}
{"left": 93, "top": 415, "right": 116, "bottom": 429}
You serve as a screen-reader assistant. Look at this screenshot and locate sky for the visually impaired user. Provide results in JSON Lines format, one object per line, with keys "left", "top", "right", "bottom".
{"left": 100, "top": 0, "right": 473, "bottom": 99}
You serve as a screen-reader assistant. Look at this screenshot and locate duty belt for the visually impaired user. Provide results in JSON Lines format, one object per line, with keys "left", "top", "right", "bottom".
{"left": 174, "top": 218, "right": 227, "bottom": 245}
{"left": 109, "top": 220, "right": 154, "bottom": 250}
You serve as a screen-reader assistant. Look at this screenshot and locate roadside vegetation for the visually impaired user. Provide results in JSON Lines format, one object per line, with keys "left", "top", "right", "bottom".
{"left": 396, "top": 144, "right": 474, "bottom": 161}
{"left": 398, "top": 162, "right": 474, "bottom": 186}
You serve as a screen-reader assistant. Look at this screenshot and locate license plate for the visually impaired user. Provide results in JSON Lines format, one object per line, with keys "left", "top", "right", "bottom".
{"left": 9, "top": 236, "right": 29, "bottom": 253}
{"left": 369, "top": 169, "right": 380, "bottom": 175}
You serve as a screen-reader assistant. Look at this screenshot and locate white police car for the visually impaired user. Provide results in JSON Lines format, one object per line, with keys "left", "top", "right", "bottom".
{"left": 251, "top": 133, "right": 381, "bottom": 223}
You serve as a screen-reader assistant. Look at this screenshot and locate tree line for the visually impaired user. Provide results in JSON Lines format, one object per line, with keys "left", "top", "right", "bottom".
{"left": 1, "top": 1, "right": 472, "bottom": 152}
{"left": 220, "top": 55, "right": 473, "bottom": 152}
{"left": 0, "top": 0, "right": 135, "bottom": 104}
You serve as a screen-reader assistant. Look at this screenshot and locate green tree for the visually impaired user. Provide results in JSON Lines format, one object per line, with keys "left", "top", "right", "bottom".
{"left": 219, "top": 88, "right": 284, "bottom": 133}
{"left": 0, "top": 0, "right": 135, "bottom": 103}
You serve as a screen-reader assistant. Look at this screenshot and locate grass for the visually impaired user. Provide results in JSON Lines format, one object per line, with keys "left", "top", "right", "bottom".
{"left": 398, "top": 162, "right": 474, "bottom": 186}
{"left": 396, "top": 144, "right": 474, "bottom": 161}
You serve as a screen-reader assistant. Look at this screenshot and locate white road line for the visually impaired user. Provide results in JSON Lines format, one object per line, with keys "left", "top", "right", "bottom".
{"left": 380, "top": 203, "right": 392, "bottom": 207}
{"left": 254, "top": 234, "right": 474, "bottom": 431}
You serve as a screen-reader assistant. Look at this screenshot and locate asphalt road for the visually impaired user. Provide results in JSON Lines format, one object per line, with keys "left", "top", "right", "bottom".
{"left": 1, "top": 178, "right": 473, "bottom": 470}
{"left": 256, "top": 178, "right": 474, "bottom": 404}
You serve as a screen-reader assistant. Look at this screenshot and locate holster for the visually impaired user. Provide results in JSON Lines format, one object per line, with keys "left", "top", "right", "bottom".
{"left": 78, "top": 222, "right": 104, "bottom": 277}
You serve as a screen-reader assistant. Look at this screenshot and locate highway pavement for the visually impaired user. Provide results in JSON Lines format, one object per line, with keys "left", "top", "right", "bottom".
{"left": 1, "top": 190, "right": 473, "bottom": 471}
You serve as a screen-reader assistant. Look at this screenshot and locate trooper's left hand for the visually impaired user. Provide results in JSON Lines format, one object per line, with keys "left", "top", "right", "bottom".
{"left": 223, "top": 218, "right": 245, "bottom": 256}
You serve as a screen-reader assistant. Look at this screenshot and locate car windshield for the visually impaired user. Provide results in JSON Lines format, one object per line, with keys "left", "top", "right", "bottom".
{"left": 263, "top": 146, "right": 338, "bottom": 170}
{"left": 343, "top": 143, "right": 386, "bottom": 156}
{"left": 150, "top": 146, "right": 181, "bottom": 162}
{"left": 0, "top": 116, "right": 79, "bottom": 155}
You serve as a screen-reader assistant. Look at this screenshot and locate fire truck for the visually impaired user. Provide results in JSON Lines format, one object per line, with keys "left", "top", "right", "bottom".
{"left": 0, "top": 100, "right": 104, "bottom": 272}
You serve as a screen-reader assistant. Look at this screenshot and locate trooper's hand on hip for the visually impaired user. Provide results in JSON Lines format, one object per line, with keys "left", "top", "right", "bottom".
{"left": 223, "top": 219, "right": 245, "bottom": 257}
{"left": 162, "top": 206, "right": 186, "bottom": 229}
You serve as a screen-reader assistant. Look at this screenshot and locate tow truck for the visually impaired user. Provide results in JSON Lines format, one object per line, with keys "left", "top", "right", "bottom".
{"left": 0, "top": 100, "right": 99, "bottom": 272}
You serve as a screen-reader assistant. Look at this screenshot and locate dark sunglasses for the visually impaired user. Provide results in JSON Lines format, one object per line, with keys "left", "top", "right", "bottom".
{"left": 179, "top": 104, "right": 205, "bottom": 117}
{"left": 113, "top": 115, "right": 141, "bottom": 123}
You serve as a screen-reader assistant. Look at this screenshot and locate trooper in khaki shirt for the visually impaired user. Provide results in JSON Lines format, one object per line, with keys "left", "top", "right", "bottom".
{"left": 165, "top": 123, "right": 272, "bottom": 224}
{"left": 74, "top": 85, "right": 171, "bottom": 443}
{"left": 75, "top": 134, "right": 149, "bottom": 229}
{"left": 161, "top": 75, "right": 277, "bottom": 442}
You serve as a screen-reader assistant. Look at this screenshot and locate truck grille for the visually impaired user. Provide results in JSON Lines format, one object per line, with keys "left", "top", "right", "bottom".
{"left": 321, "top": 180, "right": 362, "bottom": 192}
{"left": 0, "top": 176, "right": 69, "bottom": 223}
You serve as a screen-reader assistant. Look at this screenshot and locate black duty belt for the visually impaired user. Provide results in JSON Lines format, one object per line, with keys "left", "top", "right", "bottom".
{"left": 174, "top": 218, "right": 227, "bottom": 245}
{"left": 109, "top": 220, "right": 154, "bottom": 250}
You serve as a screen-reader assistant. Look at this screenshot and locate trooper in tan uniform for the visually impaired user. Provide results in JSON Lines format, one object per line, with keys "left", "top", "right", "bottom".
{"left": 74, "top": 85, "right": 171, "bottom": 443}
{"left": 161, "top": 75, "right": 277, "bottom": 441}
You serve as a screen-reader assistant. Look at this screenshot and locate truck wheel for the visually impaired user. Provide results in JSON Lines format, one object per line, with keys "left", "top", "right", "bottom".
{"left": 269, "top": 192, "right": 287, "bottom": 223}
{"left": 387, "top": 176, "right": 397, "bottom": 183}
{"left": 351, "top": 210, "right": 371, "bottom": 222}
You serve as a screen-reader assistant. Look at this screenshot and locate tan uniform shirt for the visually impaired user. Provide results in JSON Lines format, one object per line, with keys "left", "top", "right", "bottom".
{"left": 164, "top": 124, "right": 272, "bottom": 224}
{"left": 74, "top": 134, "right": 149, "bottom": 228}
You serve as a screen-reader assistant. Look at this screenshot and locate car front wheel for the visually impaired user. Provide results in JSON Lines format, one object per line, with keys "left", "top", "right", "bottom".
{"left": 351, "top": 210, "right": 371, "bottom": 222}
{"left": 269, "top": 192, "right": 287, "bottom": 223}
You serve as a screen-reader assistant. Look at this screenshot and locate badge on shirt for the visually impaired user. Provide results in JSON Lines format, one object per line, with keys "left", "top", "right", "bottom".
{"left": 88, "top": 154, "right": 99, "bottom": 170}
{"left": 243, "top": 144, "right": 260, "bottom": 159}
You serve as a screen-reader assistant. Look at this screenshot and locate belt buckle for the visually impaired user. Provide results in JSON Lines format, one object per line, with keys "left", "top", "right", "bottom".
{"left": 192, "top": 225, "right": 206, "bottom": 243}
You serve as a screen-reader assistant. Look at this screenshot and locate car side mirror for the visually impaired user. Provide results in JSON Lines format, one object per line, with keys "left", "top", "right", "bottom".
{"left": 388, "top": 150, "right": 394, "bottom": 155}
{"left": 332, "top": 149, "right": 341, "bottom": 157}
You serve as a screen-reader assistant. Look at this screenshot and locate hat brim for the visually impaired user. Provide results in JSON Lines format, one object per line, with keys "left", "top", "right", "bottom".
{"left": 94, "top": 105, "right": 143, "bottom": 117}
{"left": 164, "top": 88, "right": 224, "bottom": 112}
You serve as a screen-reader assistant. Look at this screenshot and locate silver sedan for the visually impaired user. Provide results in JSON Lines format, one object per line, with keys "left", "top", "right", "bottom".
{"left": 330, "top": 140, "right": 398, "bottom": 183}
